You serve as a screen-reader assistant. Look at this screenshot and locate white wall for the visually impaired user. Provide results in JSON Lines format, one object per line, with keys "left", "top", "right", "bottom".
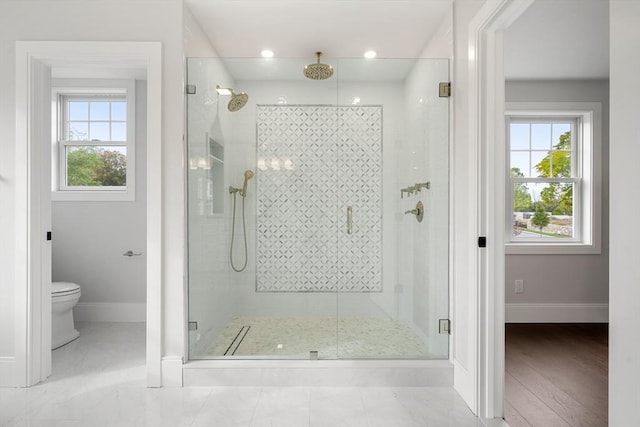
{"left": 0, "top": 0, "right": 185, "bottom": 385}
{"left": 52, "top": 80, "right": 147, "bottom": 321}
{"left": 609, "top": 1, "right": 640, "bottom": 424}
{"left": 450, "top": 0, "right": 486, "bottom": 409}
{"left": 504, "top": 80, "right": 609, "bottom": 321}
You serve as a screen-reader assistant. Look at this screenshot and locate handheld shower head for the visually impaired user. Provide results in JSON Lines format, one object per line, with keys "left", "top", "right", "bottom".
{"left": 241, "top": 170, "right": 254, "bottom": 197}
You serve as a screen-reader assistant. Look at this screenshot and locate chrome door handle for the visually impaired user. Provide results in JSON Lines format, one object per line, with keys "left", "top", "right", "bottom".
{"left": 347, "top": 206, "right": 353, "bottom": 235}
{"left": 123, "top": 250, "right": 142, "bottom": 257}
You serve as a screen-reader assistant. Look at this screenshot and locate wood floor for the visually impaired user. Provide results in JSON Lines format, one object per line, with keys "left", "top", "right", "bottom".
{"left": 504, "top": 323, "right": 608, "bottom": 427}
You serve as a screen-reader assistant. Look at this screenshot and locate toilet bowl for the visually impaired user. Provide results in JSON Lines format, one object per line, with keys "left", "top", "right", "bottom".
{"left": 51, "top": 281, "right": 81, "bottom": 349}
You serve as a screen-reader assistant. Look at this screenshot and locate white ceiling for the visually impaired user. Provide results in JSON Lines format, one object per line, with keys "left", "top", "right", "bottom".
{"left": 186, "top": 0, "right": 609, "bottom": 82}
{"left": 184, "top": 0, "right": 452, "bottom": 59}
{"left": 504, "top": 0, "right": 609, "bottom": 80}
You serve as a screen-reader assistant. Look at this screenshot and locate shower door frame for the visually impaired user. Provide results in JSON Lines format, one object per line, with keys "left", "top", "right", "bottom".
{"left": 185, "top": 57, "right": 451, "bottom": 364}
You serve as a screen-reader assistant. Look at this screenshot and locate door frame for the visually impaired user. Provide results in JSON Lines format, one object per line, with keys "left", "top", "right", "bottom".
{"left": 466, "top": 0, "right": 533, "bottom": 420}
{"left": 14, "top": 41, "right": 163, "bottom": 387}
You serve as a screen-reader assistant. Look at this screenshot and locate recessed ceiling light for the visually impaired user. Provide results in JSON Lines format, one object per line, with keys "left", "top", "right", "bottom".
{"left": 261, "top": 49, "right": 274, "bottom": 58}
{"left": 364, "top": 50, "right": 377, "bottom": 59}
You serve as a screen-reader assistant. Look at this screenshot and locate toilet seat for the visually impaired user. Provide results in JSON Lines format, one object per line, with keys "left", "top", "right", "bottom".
{"left": 52, "top": 282, "right": 81, "bottom": 297}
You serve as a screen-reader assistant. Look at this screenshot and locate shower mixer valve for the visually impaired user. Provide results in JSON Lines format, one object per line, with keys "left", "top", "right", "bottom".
{"left": 400, "top": 181, "right": 431, "bottom": 198}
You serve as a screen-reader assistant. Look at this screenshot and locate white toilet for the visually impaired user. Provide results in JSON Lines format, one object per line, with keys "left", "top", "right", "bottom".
{"left": 51, "top": 281, "right": 81, "bottom": 349}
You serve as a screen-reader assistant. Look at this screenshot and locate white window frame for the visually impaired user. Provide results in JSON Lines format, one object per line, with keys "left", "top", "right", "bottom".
{"left": 52, "top": 79, "right": 136, "bottom": 201}
{"left": 505, "top": 102, "right": 601, "bottom": 255}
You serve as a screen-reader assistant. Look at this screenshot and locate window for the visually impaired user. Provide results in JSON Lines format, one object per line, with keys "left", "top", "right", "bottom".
{"left": 505, "top": 102, "right": 601, "bottom": 254}
{"left": 52, "top": 79, "right": 135, "bottom": 201}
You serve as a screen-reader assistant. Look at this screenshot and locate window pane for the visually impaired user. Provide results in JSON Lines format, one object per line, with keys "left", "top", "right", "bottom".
{"left": 533, "top": 147, "right": 572, "bottom": 178}
{"left": 89, "top": 122, "right": 110, "bottom": 141}
{"left": 550, "top": 149, "right": 572, "bottom": 177}
{"left": 510, "top": 123, "right": 530, "bottom": 150}
{"left": 552, "top": 123, "right": 571, "bottom": 148}
{"left": 111, "top": 102, "right": 127, "bottom": 121}
{"left": 66, "top": 145, "right": 127, "bottom": 187}
{"left": 531, "top": 150, "right": 549, "bottom": 177}
{"left": 510, "top": 151, "right": 530, "bottom": 177}
{"left": 68, "top": 122, "right": 88, "bottom": 140}
{"left": 111, "top": 122, "right": 127, "bottom": 141}
{"left": 531, "top": 123, "right": 551, "bottom": 150}
{"left": 90, "top": 102, "right": 110, "bottom": 120}
{"left": 511, "top": 182, "right": 574, "bottom": 239}
{"left": 68, "top": 102, "right": 88, "bottom": 120}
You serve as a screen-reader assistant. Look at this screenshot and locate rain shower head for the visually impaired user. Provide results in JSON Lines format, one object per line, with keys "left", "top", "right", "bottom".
{"left": 303, "top": 52, "right": 334, "bottom": 80}
{"left": 228, "top": 91, "right": 249, "bottom": 112}
{"left": 216, "top": 85, "right": 249, "bottom": 112}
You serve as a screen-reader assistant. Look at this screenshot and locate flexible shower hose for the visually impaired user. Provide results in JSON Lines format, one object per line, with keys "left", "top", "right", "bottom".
{"left": 229, "top": 192, "right": 249, "bottom": 272}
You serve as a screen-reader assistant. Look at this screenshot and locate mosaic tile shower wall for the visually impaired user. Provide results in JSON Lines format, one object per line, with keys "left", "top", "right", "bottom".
{"left": 256, "top": 105, "right": 382, "bottom": 292}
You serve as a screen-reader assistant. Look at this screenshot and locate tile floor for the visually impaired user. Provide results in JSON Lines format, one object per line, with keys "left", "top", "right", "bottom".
{"left": 0, "top": 322, "right": 482, "bottom": 427}
{"left": 202, "top": 316, "right": 430, "bottom": 359}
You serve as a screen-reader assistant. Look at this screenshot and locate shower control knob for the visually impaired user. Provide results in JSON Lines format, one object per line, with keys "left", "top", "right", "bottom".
{"left": 404, "top": 201, "right": 424, "bottom": 223}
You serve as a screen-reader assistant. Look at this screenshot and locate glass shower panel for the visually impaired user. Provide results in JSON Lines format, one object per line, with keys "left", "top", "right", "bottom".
{"left": 335, "top": 58, "right": 450, "bottom": 359}
{"left": 187, "top": 58, "right": 341, "bottom": 359}
{"left": 186, "top": 58, "right": 234, "bottom": 359}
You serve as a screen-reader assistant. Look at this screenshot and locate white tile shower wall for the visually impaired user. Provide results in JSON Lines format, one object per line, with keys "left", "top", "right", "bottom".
{"left": 226, "top": 80, "right": 402, "bottom": 318}
{"left": 255, "top": 105, "right": 382, "bottom": 293}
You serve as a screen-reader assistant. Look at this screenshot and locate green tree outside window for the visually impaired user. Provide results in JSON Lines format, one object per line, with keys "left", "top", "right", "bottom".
{"left": 535, "top": 131, "right": 572, "bottom": 215}
{"left": 67, "top": 147, "right": 126, "bottom": 187}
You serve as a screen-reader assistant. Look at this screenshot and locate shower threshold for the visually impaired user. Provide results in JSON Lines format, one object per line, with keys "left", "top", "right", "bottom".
{"left": 182, "top": 359, "right": 453, "bottom": 387}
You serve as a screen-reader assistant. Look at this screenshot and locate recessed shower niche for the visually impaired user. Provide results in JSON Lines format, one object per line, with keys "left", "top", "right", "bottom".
{"left": 186, "top": 57, "right": 450, "bottom": 361}
{"left": 189, "top": 135, "right": 224, "bottom": 216}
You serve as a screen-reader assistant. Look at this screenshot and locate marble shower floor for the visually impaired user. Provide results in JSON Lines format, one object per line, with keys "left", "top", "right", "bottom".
{"left": 0, "top": 322, "right": 484, "bottom": 427}
{"left": 201, "top": 316, "right": 431, "bottom": 359}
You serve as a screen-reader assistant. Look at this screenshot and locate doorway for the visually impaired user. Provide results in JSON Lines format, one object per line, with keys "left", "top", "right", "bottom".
{"left": 501, "top": 1, "right": 610, "bottom": 425}
{"left": 14, "top": 41, "right": 162, "bottom": 387}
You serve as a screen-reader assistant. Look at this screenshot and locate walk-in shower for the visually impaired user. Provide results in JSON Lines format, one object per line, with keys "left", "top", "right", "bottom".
{"left": 186, "top": 56, "right": 450, "bottom": 361}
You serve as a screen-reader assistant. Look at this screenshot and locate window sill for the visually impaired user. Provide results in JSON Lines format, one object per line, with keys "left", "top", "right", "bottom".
{"left": 505, "top": 242, "right": 601, "bottom": 255}
{"left": 52, "top": 189, "right": 134, "bottom": 202}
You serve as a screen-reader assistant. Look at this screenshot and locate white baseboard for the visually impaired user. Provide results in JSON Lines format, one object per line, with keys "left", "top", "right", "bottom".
{"left": 505, "top": 303, "right": 608, "bottom": 323}
{"left": 162, "top": 356, "right": 183, "bottom": 387}
{"left": 74, "top": 302, "right": 146, "bottom": 322}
